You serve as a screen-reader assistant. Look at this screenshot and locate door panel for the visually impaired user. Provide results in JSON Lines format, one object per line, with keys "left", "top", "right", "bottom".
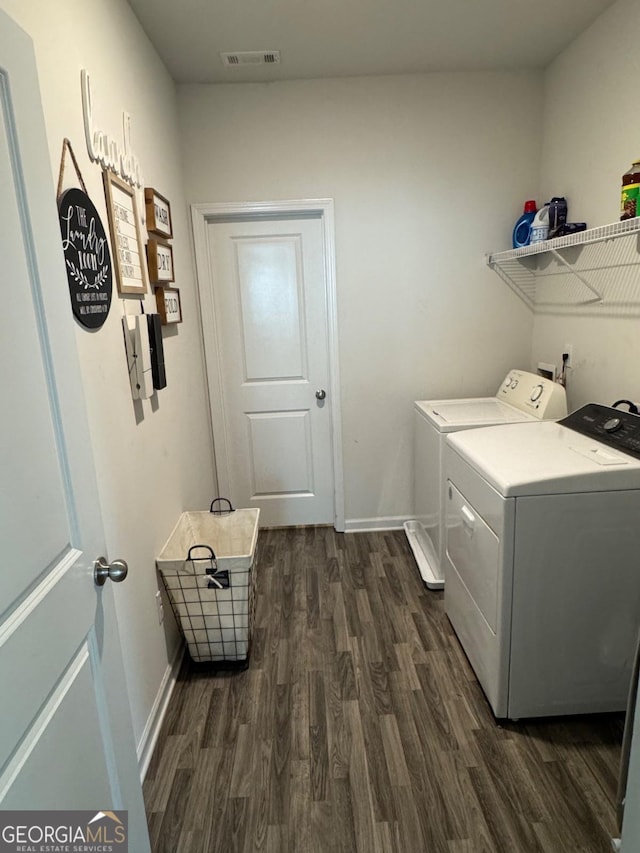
{"left": 208, "top": 218, "right": 334, "bottom": 526}
{"left": 0, "top": 85, "right": 69, "bottom": 605}
{"left": 236, "top": 237, "right": 307, "bottom": 380}
{"left": 248, "top": 409, "right": 313, "bottom": 496}
{"left": 0, "top": 10, "right": 149, "bottom": 848}
{"left": 0, "top": 553, "right": 91, "bottom": 773}
{"left": 1, "top": 646, "right": 113, "bottom": 808}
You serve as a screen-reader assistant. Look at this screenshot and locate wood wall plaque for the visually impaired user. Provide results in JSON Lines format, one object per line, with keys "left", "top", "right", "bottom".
{"left": 145, "top": 188, "right": 173, "bottom": 239}
{"left": 103, "top": 171, "right": 148, "bottom": 295}
{"left": 155, "top": 286, "right": 182, "bottom": 325}
{"left": 147, "top": 238, "right": 174, "bottom": 283}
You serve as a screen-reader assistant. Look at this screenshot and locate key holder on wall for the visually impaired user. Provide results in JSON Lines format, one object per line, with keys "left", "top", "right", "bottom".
{"left": 122, "top": 305, "right": 153, "bottom": 400}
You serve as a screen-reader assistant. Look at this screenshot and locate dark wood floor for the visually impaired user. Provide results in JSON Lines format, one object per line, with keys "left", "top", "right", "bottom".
{"left": 144, "top": 527, "right": 623, "bottom": 852}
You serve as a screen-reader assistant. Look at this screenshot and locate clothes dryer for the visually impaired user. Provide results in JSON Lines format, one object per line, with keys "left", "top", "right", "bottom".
{"left": 406, "top": 370, "right": 567, "bottom": 589}
{"left": 445, "top": 403, "right": 640, "bottom": 720}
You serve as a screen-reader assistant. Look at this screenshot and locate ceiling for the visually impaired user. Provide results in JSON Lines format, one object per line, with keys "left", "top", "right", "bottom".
{"left": 127, "top": 0, "right": 616, "bottom": 85}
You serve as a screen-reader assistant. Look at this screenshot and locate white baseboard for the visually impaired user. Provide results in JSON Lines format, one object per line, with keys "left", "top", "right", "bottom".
{"left": 137, "top": 642, "right": 185, "bottom": 782}
{"left": 344, "top": 515, "right": 408, "bottom": 533}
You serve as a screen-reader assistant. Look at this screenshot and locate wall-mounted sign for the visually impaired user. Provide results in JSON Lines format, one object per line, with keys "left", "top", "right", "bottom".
{"left": 144, "top": 188, "right": 172, "bottom": 239}
{"left": 103, "top": 170, "right": 148, "bottom": 296}
{"left": 81, "top": 69, "right": 143, "bottom": 189}
{"left": 147, "top": 238, "right": 174, "bottom": 283}
{"left": 58, "top": 187, "right": 112, "bottom": 329}
{"left": 155, "top": 286, "right": 182, "bottom": 325}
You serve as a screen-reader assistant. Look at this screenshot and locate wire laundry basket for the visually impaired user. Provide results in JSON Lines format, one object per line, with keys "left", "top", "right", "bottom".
{"left": 156, "top": 499, "right": 260, "bottom": 665}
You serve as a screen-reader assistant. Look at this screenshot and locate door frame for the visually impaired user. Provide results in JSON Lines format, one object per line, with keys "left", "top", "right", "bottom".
{"left": 190, "top": 198, "right": 345, "bottom": 532}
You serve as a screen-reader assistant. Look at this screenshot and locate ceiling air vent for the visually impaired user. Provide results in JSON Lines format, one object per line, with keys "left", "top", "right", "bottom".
{"left": 221, "top": 51, "right": 281, "bottom": 68}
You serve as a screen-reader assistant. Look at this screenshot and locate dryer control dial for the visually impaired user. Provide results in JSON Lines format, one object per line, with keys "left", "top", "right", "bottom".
{"left": 604, "top": 417, "right": 623, "bottom": 433}
{"left": 530, "top": 384, "right": 544, "bottom": 402}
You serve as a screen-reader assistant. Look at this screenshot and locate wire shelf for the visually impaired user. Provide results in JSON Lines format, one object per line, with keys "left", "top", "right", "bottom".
{"left": 487, "top": 219, "right": 640, "bottom": 315}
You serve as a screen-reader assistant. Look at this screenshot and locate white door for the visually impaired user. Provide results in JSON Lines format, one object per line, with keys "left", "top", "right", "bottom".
{"left": 0, "top": 11, "right": 149, "bottom": 850}
{"left": 206, "top": 217, "right": 335, "bottom": 527}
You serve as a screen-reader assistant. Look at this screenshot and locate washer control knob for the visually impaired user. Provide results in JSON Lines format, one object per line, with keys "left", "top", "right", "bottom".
{"left": 530, "top": 384, "right": 544, "bottom": 402}
{"left": 604, "top": 417, "right": 623, "bottom": 433}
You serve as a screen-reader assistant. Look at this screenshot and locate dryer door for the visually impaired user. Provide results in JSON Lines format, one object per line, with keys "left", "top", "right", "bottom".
{"left": 445, "top": 476, "right": 512, "bottom": 718}
{"left": 447, "top": 481, "right": 499, "bottom": 632}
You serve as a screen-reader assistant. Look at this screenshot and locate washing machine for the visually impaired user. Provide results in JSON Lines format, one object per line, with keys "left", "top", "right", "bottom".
{"left": 444, "top": 403, "right": 640, "bottom": 720}
{"left": 405, "top": 370, "right": 567, "bottom": 590}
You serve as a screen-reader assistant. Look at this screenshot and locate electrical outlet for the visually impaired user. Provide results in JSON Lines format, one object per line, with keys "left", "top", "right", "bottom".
{"left": 155, "top": 590, "right": 164, "bottom": 624}
{"left": 563, "top": 343, "right": 573, "bottom": 366}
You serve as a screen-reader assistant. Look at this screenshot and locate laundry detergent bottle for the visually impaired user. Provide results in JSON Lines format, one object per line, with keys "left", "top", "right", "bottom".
{"left": 512, "top": 200, "right": 537, "bottom": 249}
{"left": 529, "top": 203, "right": 550, "bottom": 244}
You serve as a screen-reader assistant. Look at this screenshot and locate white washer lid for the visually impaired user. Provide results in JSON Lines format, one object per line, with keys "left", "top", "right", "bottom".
{"left": 415, "top": 397, "right": 536, "bottom": 433}
{"left": 446, "top": 420, "right": 640, "bottom": 496}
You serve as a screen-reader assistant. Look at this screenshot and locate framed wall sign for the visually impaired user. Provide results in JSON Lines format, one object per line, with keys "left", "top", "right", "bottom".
{"left": 144, "top": 188, "right": 173, "bottom": 239}
{"left": 103, "top": 170, "right": 148, "bottom": 295}
{"left": 147, "top": 238, "right": 174, "bottom": 283}
{"left": 155, "top": 286, "right": 182, "bottom": 325}
{"left": 58, "top": 187, "right": 112, "bottom": 329}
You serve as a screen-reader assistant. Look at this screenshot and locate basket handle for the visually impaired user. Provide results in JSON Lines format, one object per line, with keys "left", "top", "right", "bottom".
{"left": 186, "top": 544, "right": 217, "bottom": 562}
{"left": 185, "top": 544, "right": 230, "bottom": 589}
{"left": 209, "top": 497, "right": 235, "bottom": 515}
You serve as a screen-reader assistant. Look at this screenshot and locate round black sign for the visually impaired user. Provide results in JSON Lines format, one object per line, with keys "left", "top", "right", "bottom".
{"left": 58, "top": 187, "right": 112, "bottom": 329}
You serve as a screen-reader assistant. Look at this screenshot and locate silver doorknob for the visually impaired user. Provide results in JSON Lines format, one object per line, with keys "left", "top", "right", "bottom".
{"left": 316, "top": 389, "right": 326, "bottom": 400}
{"left": 94, "top": 556, "right": 129, "bottom": 587}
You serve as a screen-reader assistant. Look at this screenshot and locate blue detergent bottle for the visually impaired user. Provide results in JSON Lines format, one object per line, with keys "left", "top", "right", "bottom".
{"left": 512, "top": 200, "right": 537, "bottom": 248}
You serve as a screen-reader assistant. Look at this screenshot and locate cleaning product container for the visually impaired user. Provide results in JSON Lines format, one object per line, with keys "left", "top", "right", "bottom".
{"left": 621, "top": 160, "right": 640, "bottom": 220}
{"left": 529, "top": 204, "right": 549, "bottom": 244}
{"left": 156, "top": 499, "right": 260, "bottom": 665}
{"left": 512, "top": 200, "right": 537, "bottom": 248}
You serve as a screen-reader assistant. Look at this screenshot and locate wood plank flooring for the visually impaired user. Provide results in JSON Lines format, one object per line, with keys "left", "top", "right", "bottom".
{"left": 144, "top": 527, "right": 623, "bottom": 852}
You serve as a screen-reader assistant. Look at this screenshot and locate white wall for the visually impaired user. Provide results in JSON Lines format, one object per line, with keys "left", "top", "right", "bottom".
{"left": 178, "top": 73, "right": 538, "bottom": 525}
{"left": 0, "top": 0, "right": 215, "bottom": 758}
{"left": 533, "top": 0, "right": 640, "bottom": 410}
